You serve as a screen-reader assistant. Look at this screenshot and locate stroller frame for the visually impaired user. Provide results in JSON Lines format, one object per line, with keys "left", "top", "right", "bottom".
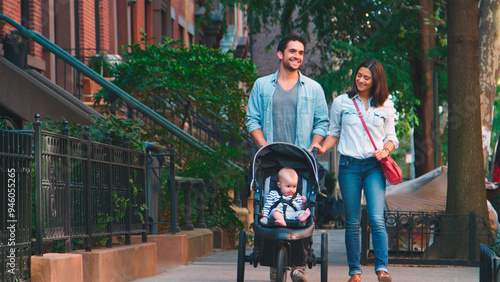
{"left": 237, "top": 143, "right": 329, "bottom": 282}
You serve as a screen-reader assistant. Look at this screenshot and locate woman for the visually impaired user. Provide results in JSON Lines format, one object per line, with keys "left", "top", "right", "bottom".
{"left": 314, "top": 59, "right": 398, "bottom": 282}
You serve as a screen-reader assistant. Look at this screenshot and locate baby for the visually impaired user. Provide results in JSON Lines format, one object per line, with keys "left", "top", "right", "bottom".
{"left": 260, "top": 167, "right": 311, "bottom": 226}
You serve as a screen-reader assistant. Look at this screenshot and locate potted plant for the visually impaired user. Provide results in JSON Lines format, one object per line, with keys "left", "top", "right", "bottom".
{"left": 1, "top": 30, "right": 29, "bottom": 68}
{"left": 83, "top": 53, "right": 117, "bottom": 102}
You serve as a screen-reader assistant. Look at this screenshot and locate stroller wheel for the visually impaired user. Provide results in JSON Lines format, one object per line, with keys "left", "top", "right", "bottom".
{"left": 237, "top": 231, "right": 246, "bottom": 282}
{"left": 276, "top": 246, "right": 287, "bottom": 282}
{"left": 321, "top": 232, "right": 328, "bottom": 282}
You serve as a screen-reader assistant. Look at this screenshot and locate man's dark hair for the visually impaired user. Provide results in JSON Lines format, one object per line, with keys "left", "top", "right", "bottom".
{"left": 277, "top": 34, "right": 307, "bottom": 53}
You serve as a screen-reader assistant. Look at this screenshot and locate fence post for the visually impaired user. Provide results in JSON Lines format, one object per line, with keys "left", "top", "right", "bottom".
{"left": 169, "top": 147, "right": 180, "bottom": 234}
{"left": 181, "top": 180, "right": 194, "bottom": 230}
{"left": 125, "top": 139, "right": 132, "bottom": 245}
{"left": 194, "top": 182, "right": 206, "bottom": 228}
{"left": 83, "top": 126, "right": 93, "bottom": 251}
{"left": 233, "top": 188, "right": 242, "bottom": 207}
{"left": 207, "top": 180, "right": 216, "bottom": 214}
{"left": 62, "top": 120, "right": 72, "bottom": 253}
{"left": 105, "top": 132, "right": 113, "bottom": 248}
{"left": 34, "top": 114, "right": 44, "bottom": 256}
{"left": 469, "top": 211, "right": 476, "bottom": 265}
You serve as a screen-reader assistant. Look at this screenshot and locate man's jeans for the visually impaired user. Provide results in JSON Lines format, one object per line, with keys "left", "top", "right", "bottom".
{"left": 338, "top": 155, "right": 389, "bottom": 276}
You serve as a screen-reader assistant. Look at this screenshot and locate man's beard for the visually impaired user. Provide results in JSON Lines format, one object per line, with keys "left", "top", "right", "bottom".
{"left": 282, "top": 59, "right": 302, "bottom": 71}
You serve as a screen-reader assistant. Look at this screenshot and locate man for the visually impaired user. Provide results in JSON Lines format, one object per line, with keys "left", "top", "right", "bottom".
{"left": 245, "top": 34, "right": 329, "bottom": 282}
{"left": 246, "top": 34, "right": 328, "bottom": 151}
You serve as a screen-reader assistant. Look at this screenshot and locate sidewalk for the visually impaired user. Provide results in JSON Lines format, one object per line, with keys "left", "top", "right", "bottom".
{"left": 134, "top": 229, "right": 478, "bottom": 282}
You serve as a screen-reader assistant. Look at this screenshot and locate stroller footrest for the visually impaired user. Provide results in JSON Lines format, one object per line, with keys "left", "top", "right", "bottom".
{"left": 263, "top": 218, "right": 304, "bottom": 227}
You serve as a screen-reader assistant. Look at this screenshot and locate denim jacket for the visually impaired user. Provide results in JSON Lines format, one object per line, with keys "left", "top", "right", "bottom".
{"left": 328, "top": 93, "right": 399, "bottom": 159}
{"left": 245, "top": 70, "right": 329, "bottom": 149}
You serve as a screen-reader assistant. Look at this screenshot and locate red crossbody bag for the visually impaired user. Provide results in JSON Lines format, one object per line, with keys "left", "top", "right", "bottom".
{"left": 352, "top": 99, "right": 402, "bottom": 185}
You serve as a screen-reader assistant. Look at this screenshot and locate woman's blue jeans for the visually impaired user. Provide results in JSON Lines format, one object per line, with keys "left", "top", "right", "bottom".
{"left": 338, "top": 155, "right": 389, "bottom": 276}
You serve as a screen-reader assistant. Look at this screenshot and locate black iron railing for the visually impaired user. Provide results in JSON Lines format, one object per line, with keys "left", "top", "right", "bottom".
{"left": 480, "top": 243, "right": 500, "bottom": 282}
{"left": 145, "top": 147, "right": 179, "bottom": 234}
{"left": 32, "top": 117, "right": 147, "bottom": 255}
{"left": 54, "top": 48, "right": 115, "bottom": 101}
{"left": 0, "top": 13, "right": 230, "bottom": 167}
{"left": 145, "top": 145, "right": 209, "bottom": 235}
{"left": 0, "top": 130, "right": 33, "bottom": 282}
{"left": 361, "top": 209, "right": 494, "bottom": 266}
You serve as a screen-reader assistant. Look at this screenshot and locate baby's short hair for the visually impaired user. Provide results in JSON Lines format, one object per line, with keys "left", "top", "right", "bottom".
{"left": 278, "top": 167, "right": 298, "bottom": 182}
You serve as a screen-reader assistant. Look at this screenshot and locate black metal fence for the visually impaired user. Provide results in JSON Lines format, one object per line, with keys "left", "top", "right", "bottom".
{"left": 145, "top": 145, "right": 209, "bottom": 234}
{"left": 480, "top": 243, "right": 500, "bottom": 282}
{"left": 32, "top": 119, "right": 147, "bottom": 255}
{"left": 361, "top": 209, "right": 494, "bottom": 266}
{"left": 1, "top": 130, "right": 33, "bottom": 282}
{"left": 0, "top": 116, "right": 148, "bottom": 280}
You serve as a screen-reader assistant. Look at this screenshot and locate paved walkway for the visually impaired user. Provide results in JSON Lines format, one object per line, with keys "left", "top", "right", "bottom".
{"left": 135, "top": 229, "right": 478, "bottom": 282}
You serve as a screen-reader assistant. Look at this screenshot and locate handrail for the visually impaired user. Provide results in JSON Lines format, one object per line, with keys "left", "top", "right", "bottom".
{"left": 0, "top": 14, "right": 243, "bottom": 171}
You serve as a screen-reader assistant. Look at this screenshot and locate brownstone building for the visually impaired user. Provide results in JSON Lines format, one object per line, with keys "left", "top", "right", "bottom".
{"left": 0, "top": 0, "right": 249, "bottom": 128}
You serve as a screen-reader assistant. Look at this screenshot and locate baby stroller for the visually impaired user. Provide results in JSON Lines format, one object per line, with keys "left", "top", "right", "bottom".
{"left": 237, "top": 143, "right": 329, "bottom": 282}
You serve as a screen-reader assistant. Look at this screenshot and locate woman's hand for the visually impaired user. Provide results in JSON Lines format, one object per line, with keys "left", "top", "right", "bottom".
{"left": 374, "top": 142, "right": 395, "bottom": 160}
{"left": 373, "top": 148, "right": 390, "bottom": 161}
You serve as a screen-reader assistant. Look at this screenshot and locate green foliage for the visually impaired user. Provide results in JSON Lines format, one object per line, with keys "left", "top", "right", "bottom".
{"left": 25, "top": 115, "right": 146, "bottom": 151}
{"left": 490, "top": 83, "right": 500, "bottom": 156}
{"left": 96, "top": 192, "right": 129, "bottom": 231}
{"left": 226, "top": 2, "right": 446, "bottom": 127}
{"left": 222, "top": 0, "right": 449, "bottom": 169}
{"left": 93, "top": 35, "right": 258, "bottom": 235}
{"left": 130, "top": 172, "right": 148, "bottom": 223}
{"left": 171, "top": 143, "right": 247, "bottom": 234}
{"left": 205, "top": 190, "right": 244, "bottom": 236}
{"left": 87, "top": 54, "right": 114, "bottom": 77}
{"left": 181, "top": 144, "right": 246, "bottom": 187}
{"left": 323, "top": 170, "right": 336, "bottom": 197}
{"left": 90, "top": 115, "right": 146, "bottom": 151}
{"left": 95, "top": 35, "right": 258, "bottom": 143}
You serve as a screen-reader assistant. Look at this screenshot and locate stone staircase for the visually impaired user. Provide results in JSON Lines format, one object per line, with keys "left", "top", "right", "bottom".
{"left": 0, "top": 57, "right": 102, "bottom": 127}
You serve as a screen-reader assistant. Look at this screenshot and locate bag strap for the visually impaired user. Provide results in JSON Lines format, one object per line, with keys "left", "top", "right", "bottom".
{"left": 352, "top": 98, "right": 378, "bottom": 151}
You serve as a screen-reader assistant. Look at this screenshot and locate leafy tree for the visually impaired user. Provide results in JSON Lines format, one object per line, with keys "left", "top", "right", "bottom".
{"left": 223, "top": 0, "right": 449, "bottom": 176}
{"left": 414, "top": 0, "right": 440, "bottom": 173}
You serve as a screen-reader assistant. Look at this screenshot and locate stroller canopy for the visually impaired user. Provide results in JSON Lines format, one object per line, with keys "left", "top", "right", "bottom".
{"left": 250, "top": 142, "right": 324, "bottom": 192}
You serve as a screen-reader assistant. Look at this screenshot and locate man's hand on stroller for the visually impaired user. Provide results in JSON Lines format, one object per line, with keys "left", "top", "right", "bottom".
{"left": 311, "top": 143, "right": 326, "bottom": 155}
{"left": 307, "top": 142, "right": 320, "bottom": 152}
{"left": 307, "top": 134, "right": 326, "bottom": 152}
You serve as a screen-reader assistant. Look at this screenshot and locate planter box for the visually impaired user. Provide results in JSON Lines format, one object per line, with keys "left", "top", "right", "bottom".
{"left": 76, "top": 242, "right": 157, "bottom": 281}
{"left": 212, "top": 227, "right": 236, "bottom": 250}
{"left": 31, "top": 253, "right": 83, "bottom": 282}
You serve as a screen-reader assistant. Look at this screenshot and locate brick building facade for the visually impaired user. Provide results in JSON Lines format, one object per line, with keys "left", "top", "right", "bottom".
{"left": 0, "top": 0, "right": 248, "bottom": 89}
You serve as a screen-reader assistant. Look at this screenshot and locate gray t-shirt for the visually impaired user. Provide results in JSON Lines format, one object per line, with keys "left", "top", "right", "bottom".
{"left": 272, "top": 81, "right": 299, "bottom": 143}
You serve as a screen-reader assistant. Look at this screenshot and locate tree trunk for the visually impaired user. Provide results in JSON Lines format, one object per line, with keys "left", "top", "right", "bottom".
{"left": 446, "top": 0, "right": 490, "bottom": 259}
{"left": 479, "top": 0, "right": 500, "bottom": 177}
{"left": 413, "top": 0, "right": 438, "bottom": 177}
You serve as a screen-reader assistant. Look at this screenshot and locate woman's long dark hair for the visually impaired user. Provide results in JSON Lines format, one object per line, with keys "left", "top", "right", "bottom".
{"left": 347, "top": 59, "right": 389, "bottom": 107}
